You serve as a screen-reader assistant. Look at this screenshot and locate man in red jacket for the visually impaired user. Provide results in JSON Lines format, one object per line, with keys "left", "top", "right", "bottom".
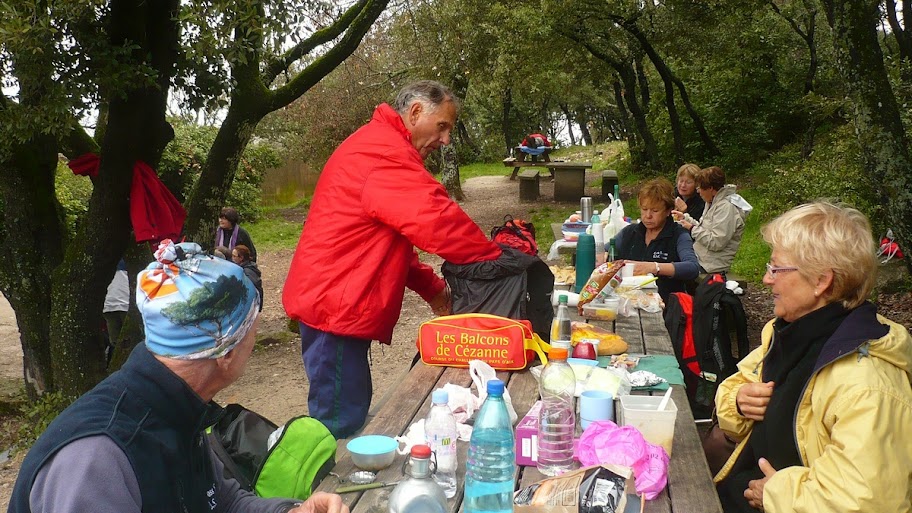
{"left": 282, "top": 81, "right": 502, "bottom": 438}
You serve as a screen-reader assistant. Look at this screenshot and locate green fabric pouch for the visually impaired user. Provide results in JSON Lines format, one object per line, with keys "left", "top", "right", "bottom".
{"left": 253, "top": 415, "right": 337, "bottom": 500}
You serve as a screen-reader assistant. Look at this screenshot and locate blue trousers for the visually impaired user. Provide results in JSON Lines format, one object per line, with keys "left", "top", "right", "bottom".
{"left": 299, "top": 323, "right": 372, "bottom": 439}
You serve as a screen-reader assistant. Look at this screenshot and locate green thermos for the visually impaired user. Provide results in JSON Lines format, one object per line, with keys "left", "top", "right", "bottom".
{"left": 575, "top": 232, "right": 596, "bottom": 293}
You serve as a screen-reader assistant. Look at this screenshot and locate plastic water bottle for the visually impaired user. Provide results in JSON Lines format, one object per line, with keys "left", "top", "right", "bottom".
{"left": 550, "top": 295, "right": 572, "bottom": 350}
{"left": 607, "top": 237, "right": 616, "bottom": 262}
{"left": 575, "top": 232, "right": 596, "bottom": 294}
{"left": 465, "top": 379, "right": 515, "bottom": 513}
{"left": 425, "top": 389, "right": 457, "bottom": 498}
{"left": 537, "top": 347, "right": 577, "bottom": 476}
{"left": 591, "top": 213, "right": 604, "bottom": 259}
{"left": 388, "top": 444, "right": 448, "bottom": 513}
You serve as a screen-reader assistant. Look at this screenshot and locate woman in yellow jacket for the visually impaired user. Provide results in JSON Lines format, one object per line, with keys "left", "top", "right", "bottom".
{"left": 713, "top": 202, "right": 912, "bottom": 512}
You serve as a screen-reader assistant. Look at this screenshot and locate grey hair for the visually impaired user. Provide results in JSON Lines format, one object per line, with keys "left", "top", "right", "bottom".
{"left": 392, "top": 80, "right": 460, "bottom": 114}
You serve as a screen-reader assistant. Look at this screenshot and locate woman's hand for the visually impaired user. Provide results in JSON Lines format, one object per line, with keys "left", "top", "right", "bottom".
{"left": 674, "top": 197, "right": 688, "bottom": 213}
{"left": 289, "top": 492, "right": 350, "bottom": 513}
{"left": 736, "top": 382, "right": 775, "bottom": 421}
{"left": 744, "top": 458, "right": 777, "bottom": 511}
{"left": 622, "top": 260, "right": 655, "bottom": 276}
{"left": 672, "top": 210, "right": 693, "bottom": 230}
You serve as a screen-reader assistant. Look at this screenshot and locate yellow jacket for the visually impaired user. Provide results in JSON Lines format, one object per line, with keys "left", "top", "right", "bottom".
{"left": 713, "top": 303, "right": 912, "bottom": 512}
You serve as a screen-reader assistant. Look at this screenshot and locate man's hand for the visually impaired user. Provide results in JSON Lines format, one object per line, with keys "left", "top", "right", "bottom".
{"left": 736, "top": 382, "right": 775, "bottom": 421}
{"left": 674, "top": 197, "right": 688, "bottom": 213}
{"left": 428, "top": 287, "right": 451, "bottom": 316}
{"left": 289, "top": 492, "right": 350, "bottom": 513}
{"left": 744, "top": 458, "right": 777, "bottom": 511}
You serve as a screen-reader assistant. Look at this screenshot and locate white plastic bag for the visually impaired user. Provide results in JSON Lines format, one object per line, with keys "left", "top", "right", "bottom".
{"left": 601, "top": 194, "right": 629, "bottom": 240}
{"left": 470, "top": 360, "right": 518, "bottom": 424}
{"left": 728, "top": 193, "right": 753, "bottom": 214}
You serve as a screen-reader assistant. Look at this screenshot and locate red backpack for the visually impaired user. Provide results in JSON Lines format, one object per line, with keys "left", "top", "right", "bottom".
{"left": 490, "top": 215, "right": 538, "bottom": 256}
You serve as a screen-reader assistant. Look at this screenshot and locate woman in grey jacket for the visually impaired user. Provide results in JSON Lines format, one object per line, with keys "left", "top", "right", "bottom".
{"left": 674, "top": 166, "right": 750, "bottom": 275}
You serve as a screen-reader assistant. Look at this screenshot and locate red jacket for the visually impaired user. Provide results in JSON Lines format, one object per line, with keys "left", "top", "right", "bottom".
{"left": 282, "top": 104, "right": 502, "bottom": 343}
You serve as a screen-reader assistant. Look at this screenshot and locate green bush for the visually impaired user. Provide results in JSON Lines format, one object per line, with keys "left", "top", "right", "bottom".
{"left": 55, "top": 161, "right": 93, "bottom": 233}
{"left": 16, "top": 391, "right": 73, "bottom": 450}
{"left": 753, "top": 124, "right": 883, "bottom": 233}
{"left": 158, "top": 120, "right": 281, "bottom": 222}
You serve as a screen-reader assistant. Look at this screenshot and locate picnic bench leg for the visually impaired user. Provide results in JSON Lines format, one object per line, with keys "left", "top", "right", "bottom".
{"left": 510, "top": 166, "right": 520, "bottom": 180}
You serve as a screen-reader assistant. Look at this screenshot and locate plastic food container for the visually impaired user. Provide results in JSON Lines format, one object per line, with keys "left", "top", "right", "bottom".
{"left": 617, "top": 395, "right": 677, "bottom": 456}
{"left": 346, "top": 435, "right": 398, "bottom": 471}
{"left": 582, "top": 297, "right": 620, "bottom": 321}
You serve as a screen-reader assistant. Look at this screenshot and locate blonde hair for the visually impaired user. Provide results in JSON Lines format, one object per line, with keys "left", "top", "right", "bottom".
{"left": 638, "top": 177, "right": 675, "bottom": 211}
{"left": 762, "top": 202, "right": 877, "bottom": 309}
{"left": 676, "top": 163, "right": 701, "bottom": 181}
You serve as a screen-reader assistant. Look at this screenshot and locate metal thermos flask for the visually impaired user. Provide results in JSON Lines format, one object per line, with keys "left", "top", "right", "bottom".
{"left": 580, "top": 197, "right": 593, "bottom": 223}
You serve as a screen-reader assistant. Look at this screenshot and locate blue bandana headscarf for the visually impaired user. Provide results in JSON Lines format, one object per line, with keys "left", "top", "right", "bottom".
{"left": 137, "top": 240, "right": 259, "bottom": 359}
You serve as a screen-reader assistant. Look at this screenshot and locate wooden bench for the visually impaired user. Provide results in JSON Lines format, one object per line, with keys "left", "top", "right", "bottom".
{"left": 601, "top": 169, "right": 619, "bottom": 200}
{"left": 518, "top": 169, "right": 540, "bottom": 201}
{"left": 503, "top": 158, "right": 593, "bottom": 201}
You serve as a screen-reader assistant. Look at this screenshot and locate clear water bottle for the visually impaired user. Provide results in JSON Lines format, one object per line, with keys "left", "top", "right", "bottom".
{"left": 464, "top": 379, "right": 515, "bottom": 513}
{"left": 388, "top": 444, "right": 448, "bottom": 513}
{"left": 537, "top": 347, "right": 577, "bottom": 476}
{"left": 425, "top": 389, "right": 457, "bottom": 498}
{"left": 550, "top": 294, "right": 572, "bottom": 349}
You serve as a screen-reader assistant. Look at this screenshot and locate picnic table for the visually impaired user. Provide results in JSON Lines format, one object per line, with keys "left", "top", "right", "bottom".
{"left": 503, "top": 158, "right": 593, "bottom": 202}
{"left": 314, "top": 307, "right": 722, "bottom": 513}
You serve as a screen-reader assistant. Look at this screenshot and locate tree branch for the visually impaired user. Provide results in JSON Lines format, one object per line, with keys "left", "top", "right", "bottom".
{"left": 261, "top": 0, "right": 372, "bottom": 86}
{"left": 268, "top": 0, "right": 388, "bottom": 111}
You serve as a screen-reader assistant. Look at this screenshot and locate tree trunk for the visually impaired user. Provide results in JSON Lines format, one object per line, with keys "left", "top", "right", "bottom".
{"left": 49, "top": 0, "right": 180, "bottom": 396}
{"left": 884, "top": 0, "right": 912, "bottom": 81}
{"left": 613, "top": 80, "right": 638, "bottom": 159}
{"left": 559, "top": 103, "right": 577, "bottom": 145}
{"left": 577, "top": 108, "right": 594, "bottom": 145}
{"left": 634, "top": 55, "right": 650, "bottom": 110}
{"left": 821, "top": 0, "right": 912, "bottom": 276}
{"left": 612, "top": 15, "right": 720, "bottom": 158}
{"left": 184, "top": 108, "right": 263, "bottom": 247}
{"left": 439, "top": 144, "right": 464, "bottom": 201}
{"left": 501, "top": 87, "right": 514, "bottom": 156}
{"left": 0, "top": 137, "right": 64, "bottom": 399}
{"left": 618, "top": 64, "right": 661, "bottom": 172}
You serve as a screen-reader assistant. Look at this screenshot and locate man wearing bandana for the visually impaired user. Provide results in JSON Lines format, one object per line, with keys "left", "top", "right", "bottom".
{"left": 9, "top": 241, "right": 347, "bottom": 513}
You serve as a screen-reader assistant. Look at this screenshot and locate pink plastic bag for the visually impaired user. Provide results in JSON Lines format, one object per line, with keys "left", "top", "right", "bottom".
{"left": 577, "top": 420, "right": 669, "bottom": 500}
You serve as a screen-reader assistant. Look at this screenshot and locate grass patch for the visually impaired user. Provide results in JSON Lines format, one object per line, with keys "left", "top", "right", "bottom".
{"left": 246, "top": 214, "right": 303, "bottom": 250}
{"left": 459, "top": 162, "right": 505, "bottom": 183}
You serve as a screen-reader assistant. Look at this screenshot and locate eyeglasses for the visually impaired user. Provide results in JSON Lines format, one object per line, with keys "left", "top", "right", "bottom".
{"left": 765, "top": 262, "right": 799, "bottom": 279}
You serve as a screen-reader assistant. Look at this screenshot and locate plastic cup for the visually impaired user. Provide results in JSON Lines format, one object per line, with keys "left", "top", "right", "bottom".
{"left": 622, "top": 263, "right": 635, "bottom": 279}
{"left": 579, "top": 390, "right": 614, "bottom": 430}
{"left": 618, "top": 395, "right": 677, "bottom": 456}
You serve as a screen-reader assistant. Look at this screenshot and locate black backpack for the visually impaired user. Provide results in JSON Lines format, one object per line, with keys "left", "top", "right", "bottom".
{"left": 666, "top": 274, "right": 749, "bottom": 419}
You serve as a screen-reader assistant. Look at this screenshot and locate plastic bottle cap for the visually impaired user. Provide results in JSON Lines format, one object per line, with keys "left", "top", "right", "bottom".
{"left": 486, "top": 379, "right": 505, "bottom": 395}
{"left": 432, "top": 389, "right": 449, "bottom": 404}
{"left": 558, "top": 294, "right": 568, "bottom": 304}
{"left": 548, "top": 347, "right": 569, "bottom": 359}
{"left": 410, "top": 444, "right": 432, "bottom": 458}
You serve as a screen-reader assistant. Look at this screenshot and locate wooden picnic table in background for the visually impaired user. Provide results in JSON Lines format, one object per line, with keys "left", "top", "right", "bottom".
{"left": 503, "top": 158, "right": 593, "bottom": 202}
{"left": 314, "top": 308, "right": 722, "bottom": 513}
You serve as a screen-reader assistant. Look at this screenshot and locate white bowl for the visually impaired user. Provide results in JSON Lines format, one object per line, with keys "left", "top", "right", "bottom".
{"left": 346, "top": 435, "right": 398, "bottom": 471}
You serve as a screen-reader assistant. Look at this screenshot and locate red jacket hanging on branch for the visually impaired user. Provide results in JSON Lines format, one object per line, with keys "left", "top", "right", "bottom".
{"left": 67, "top": 154, "right": 186, "bottom": 243}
